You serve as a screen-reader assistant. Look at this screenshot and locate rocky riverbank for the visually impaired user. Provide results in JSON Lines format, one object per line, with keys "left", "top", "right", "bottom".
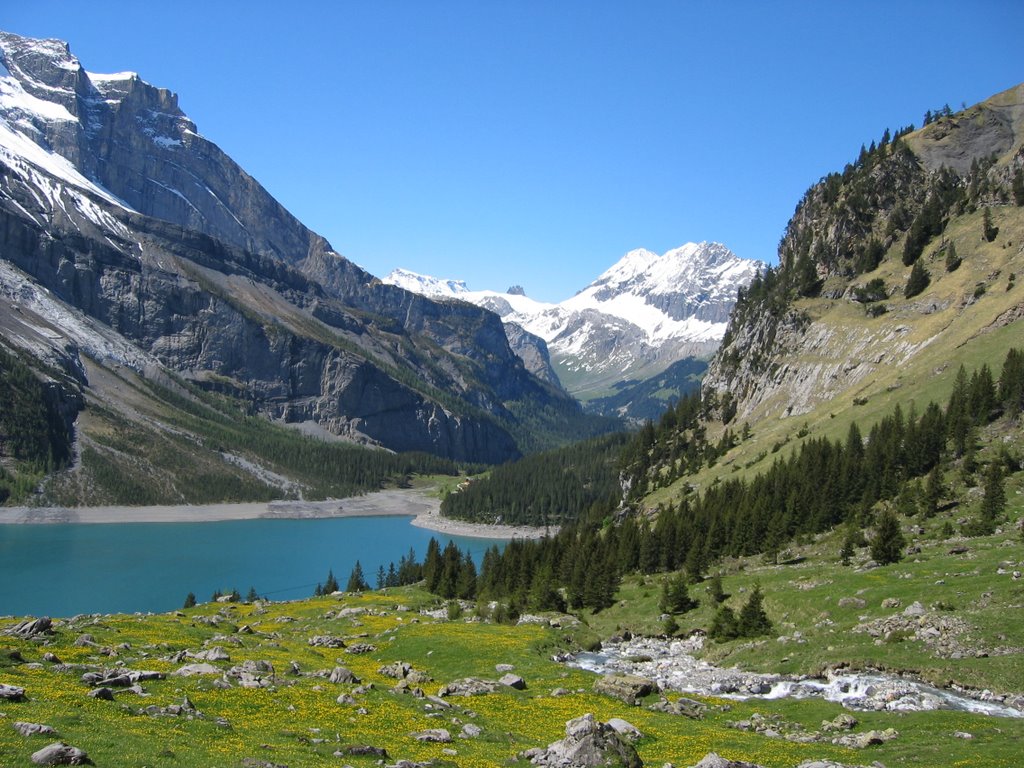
{"left": 569, "top": 635, "right": 1024, "bottom": 718}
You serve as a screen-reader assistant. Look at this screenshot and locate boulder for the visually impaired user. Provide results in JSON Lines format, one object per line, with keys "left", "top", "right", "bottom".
{"left": 14, "top": 722, "right": 58, "bottom": 737}
{"left": 460, "top": 723, "right": 482, "bottom": 739}
{"left": 0, "top": 683, "right": 26, "bottom": 701}
{"left": 690, "top": 753, "right": 764, "bottom": 768}
{"left": 606, "top": 718, "right": 642, "bottom": 741}
{"left": 522, "top": 713, "right": 642, "bottom": 768}
{"left": 5, "top": 617, "right": 53, "bottom": 638}
{"left": 329, "top": 666, "right": 360, "bottom": 684}
{"left": 594, "top": 674, "right": 655, "bottom": 705}
{"left": 172, "top": 663, "right": 220, "bottom": 677}
{"left": 649, "top": 695, "right": 705, "bottom": 719}
{"left": 336, "top": 744, "right": 388, "bottom": 758}
{"left": 30, "top": 742, "right": 92, "bottom": 765}
{"left": 412, "top": 728, "right": 452, "bottom": 743}
{"left": 192, "top": 646, "right": 230, "bottom": 662}
{"left": 438, "top": 678, "right": 498, "bottom": 697}
{"left": 308, "top": 635, "right": 346, "bottom": 648}
{"left": 499, "top": 673, "right": 527, "bottom": 690}
{"left": 87, "top": 688, "right": 114, "bottom": 701}
{"left": 378, "top": 660, "right": 413, "bottom": 679}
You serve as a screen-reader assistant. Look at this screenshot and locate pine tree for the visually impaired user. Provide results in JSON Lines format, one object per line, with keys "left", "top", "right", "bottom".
{"left": 183, "top": 592, "right": 197, "bottom": 609}
{"left": 1013, "top": 168, "right": 1024, "bottom": 206}
{"left": 323, "top": 569, "right": 339, "bottom": 594}
{"left": 246, "top": 586, "right": 259, "bottom": 603}
{"left": 923, "top": 465, "right": 943, "bottom": 518}
{"left": 346, "top": 561, "right": 368, "bottom": 592}
{"left": 870, "top": 509, "right": 905, "bottom": 565}
{"left": 737, "top": 584, "right": 773, "bottom": 638}
{"left": 659, "top": 572, "right": 699, "bottom": 615}
{"left": 944, "top": 241, "right": 961, "bottom": 272}
{"left": 376, "top": 565, "right": 386, "bottom": 590}
{"left": 423, "top": 538, "right": 443, "bottom": 593}
{"left": 978, "top": 462, "right": 1006, "bottom": 529}
{"left": 983, "top": 207, "right": 999, "bottom": 242}
{"left": 904, "top": 260, "right": 931, "bottom": 298}
{"left": 709, "top": 605, "right": 739, "bottom": 642}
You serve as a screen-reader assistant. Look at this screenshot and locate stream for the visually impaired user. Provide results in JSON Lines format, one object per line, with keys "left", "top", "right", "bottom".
{"left": 568, "top": 636, "right": 1024, "bottom": 718}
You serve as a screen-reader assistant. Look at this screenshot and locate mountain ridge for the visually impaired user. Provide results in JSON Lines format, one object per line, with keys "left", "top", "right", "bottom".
{"left": 385, "top": 242, "right": 763, "bottom": 416}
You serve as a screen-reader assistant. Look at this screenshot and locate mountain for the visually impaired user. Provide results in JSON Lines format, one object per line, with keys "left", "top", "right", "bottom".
{"left": 702, "top": 83, "right": 1024, "bottom": 434}
{"left": 386, "top": 242, "right": 763, "bottom": 419}
{"left": 0, "top": 30, "right": 611, "bottom": 497}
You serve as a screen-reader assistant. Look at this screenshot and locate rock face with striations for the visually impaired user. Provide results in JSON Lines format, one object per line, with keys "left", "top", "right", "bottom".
{"left": 0, "top": 30, "right": 593, "bottom": 463}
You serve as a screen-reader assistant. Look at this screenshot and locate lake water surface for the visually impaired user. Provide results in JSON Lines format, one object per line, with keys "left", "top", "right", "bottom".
{"left": 0, "top": 516, "right": 497, "bottom": 618}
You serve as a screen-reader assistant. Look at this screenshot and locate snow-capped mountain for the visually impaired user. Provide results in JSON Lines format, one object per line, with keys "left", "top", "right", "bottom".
{"left": 385, "top": 243, "right": 764, "bottom": 405}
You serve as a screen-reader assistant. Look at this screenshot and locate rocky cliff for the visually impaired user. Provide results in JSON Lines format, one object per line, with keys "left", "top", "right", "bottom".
{"left": 0, "top": 31, "right": 604, "bottom": 467}
{"left": 702, "top": 83, "right": 1024, "bottom": 426}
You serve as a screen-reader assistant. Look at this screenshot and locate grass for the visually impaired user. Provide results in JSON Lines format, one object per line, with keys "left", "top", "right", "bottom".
{"left": 3, "top": 524, "right": 1024, "bottom": 768}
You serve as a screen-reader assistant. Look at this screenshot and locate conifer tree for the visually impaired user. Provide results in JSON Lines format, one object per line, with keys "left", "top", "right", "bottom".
{"left": 660, "top": 572, "right": 699, "bottom": 615}
{"left": 904, "top": 260, "right": 931, "bottom": 298}
{"left": 983, "top": 207, "right": 999, "bottom": 242}
{"left": 324, "top": 569, "right": 340, "bottom": 594}
{"left": 737, "top": 584, "right": 773, "bottom": 638}
{"left": 944, "top": 241, "right": 961, "bottom": 272}
{"left": 183, "top": 592, "right": 197, "bottom": 609}
{"left": 870, "top": 509, "right": 905, "bottom": 565}
{"left": 709, "top": 605, "right": 739, "bottom": 642}
{"left": 978, "top": 462, "right": 1006, "bottom": 529}
{"left": 346, "top": 561, "right": 368, "bottom": 592}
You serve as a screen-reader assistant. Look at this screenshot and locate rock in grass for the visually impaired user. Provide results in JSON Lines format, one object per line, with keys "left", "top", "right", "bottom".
{"left": 172, "top": 662, "right": 220, "bottom": 677}
{"left": 522, "top": 713, "right": 641, "bottom": 768}
{"left": 0, "top": 683, "right": 26, "bottom": 701}
{"left": 4, "top": 617, "right": 53, "bottom": 638}
{"left": 459, "top": 723, "right": 482, "bottom": 739}
{"left": 87, "top": 687, "right": 114, "bottom": 701}
{"left": 30, "top": 742, "right": 92, "bottom": 765}
{"left": 336, "top": 744, "right": 388, "bottom": 757}
{"left": 413, "top": 728, "right": 452, "bottom": 743}
{"left": 14, "top": 722, "right": 58, "bottom": 737}
{"left": 437, "top": 678, "right": 498, "bottom": 697}
{"left": 690, "top": 753, "right": 764, "bottom": 768}
{"left": 329, "top": 666, "right": 360, "bottom": 684}
{"left": 593, "top": 674, "right": 654, "bottom": 705}
{"left": 499, "top": 672, "right": 527, "bottom": 690}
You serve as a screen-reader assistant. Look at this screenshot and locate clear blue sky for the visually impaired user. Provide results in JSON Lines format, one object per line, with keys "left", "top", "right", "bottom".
{"left": 4, "top": 2, "right": 1022, "bottom": 302}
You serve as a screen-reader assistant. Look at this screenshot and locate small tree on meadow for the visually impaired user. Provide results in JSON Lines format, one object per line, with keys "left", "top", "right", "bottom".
{"left": 709, "top": 605, "right": 739, "bottom": 642}
{"left": 944, "top": 241, "right": 961, "bottom": 272}
{"left": 323, "top": 569, "right": 340, "bottom": 594}
{"left": 660, "top": 572, "right": 699, "bottom": 615}
{"left": 183, "top": 592, "right": 197, "bottom": 609}
{"left": 983, "top": 207, "right": 999, "bottom": 242}
{"left": 737, "top": 584, "right": 773, "bottom": 638}
{"left": 870, "top": 509, "right": 906, "bottom": 565}
{"left": 904, "top": 261, "right": 931, "bottom": 298}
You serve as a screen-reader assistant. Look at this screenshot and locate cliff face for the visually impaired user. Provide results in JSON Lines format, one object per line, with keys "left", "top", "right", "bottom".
{"left": 0, "top": 31, "right": 597, "bottom": 465}
{"left": 703, "top": 84, "right": 1024, "bottom": 425}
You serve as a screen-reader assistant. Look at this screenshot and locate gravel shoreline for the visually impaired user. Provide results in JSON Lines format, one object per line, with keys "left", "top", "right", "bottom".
{"left": 0, "top": 487, "right": 552, "bottom": 540}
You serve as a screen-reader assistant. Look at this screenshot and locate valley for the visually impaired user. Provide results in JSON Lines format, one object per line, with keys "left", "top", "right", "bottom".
{"left": 1, "top": 21, "right": 1024, "bottom": 768}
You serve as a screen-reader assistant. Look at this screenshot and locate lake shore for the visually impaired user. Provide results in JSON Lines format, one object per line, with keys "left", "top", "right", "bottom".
{"left": 0, "top": 487, "right": 553, "bottom": 540}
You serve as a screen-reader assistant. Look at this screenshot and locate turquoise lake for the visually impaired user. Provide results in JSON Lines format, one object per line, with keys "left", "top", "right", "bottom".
{"left": 0, "top": 516, "right": 498, "bottom": 618}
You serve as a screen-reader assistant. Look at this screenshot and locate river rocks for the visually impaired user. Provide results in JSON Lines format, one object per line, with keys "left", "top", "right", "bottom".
{"left": 4, "top": 617, "right": 53, "bottom": 638}
{"left": 30, "top": 742, "right": 92, "bottom": 765}
{"left": 593, "top": 673, "right": 655, "bottom": 705}
{"left": 0, "top": 683, "right": 26, "bottom": 701}
{"left": 328, "top": 666, "right": 360, "bottom": 684}
{"left": 437, "top": 678, "right": 497, "bottom": 697}
{"left": 520, "top": 713, "right": 642, "bottom": 768}
{"left": 499, "top": 673, "right": 527, "bottom": 690}
{"left": 14, "top": 722, "right": 58, "bottom": 737}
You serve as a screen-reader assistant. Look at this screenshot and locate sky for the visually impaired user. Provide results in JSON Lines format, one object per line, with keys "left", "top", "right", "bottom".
{"left": 3, "top": 2, "right": 1022, "bottom": 303}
